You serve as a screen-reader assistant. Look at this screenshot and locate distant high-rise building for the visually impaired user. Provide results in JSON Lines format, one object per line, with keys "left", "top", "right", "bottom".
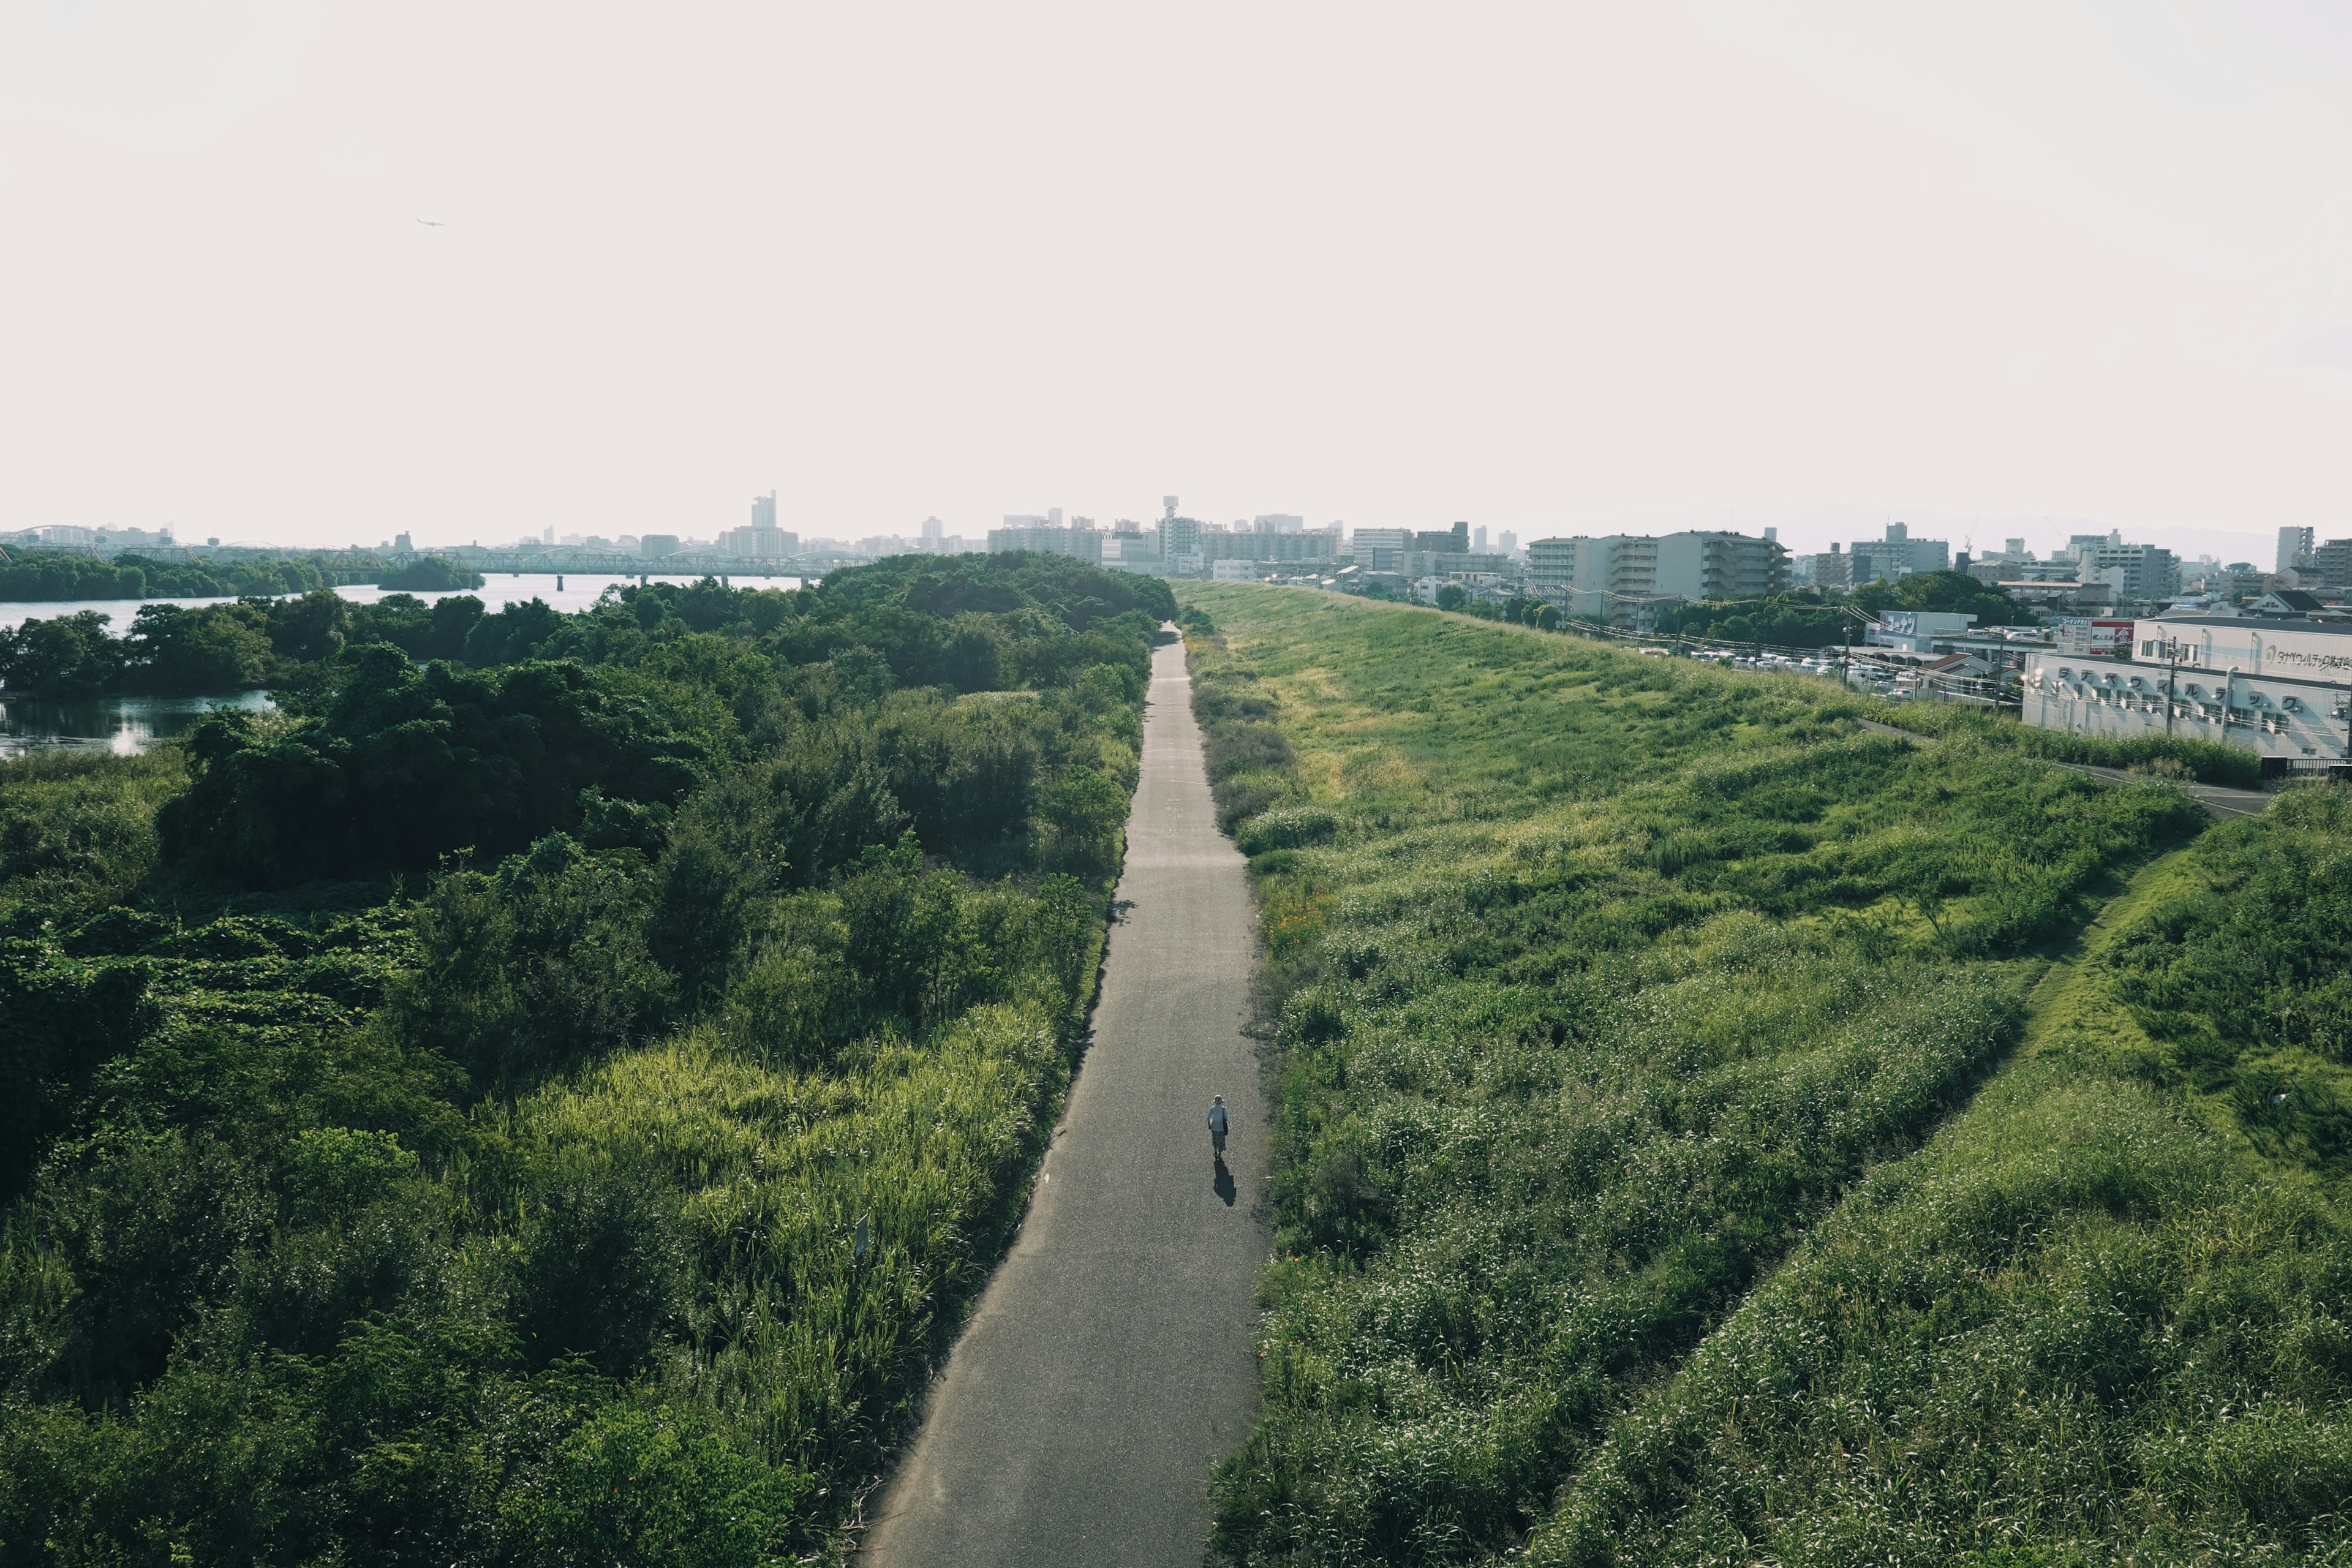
{"left": 2278, "top": 526, "right": 2315, "bottom": 575}
{"left": 1474, "top": 526, "right": 1488, "bottom": 552}
{"left": 2306, "top": 538, "right": 2352, "bottom": 586}
{"left": 1253, "top": 514, "right": 1303, "bottom": 534}
{"left": 1414, "top": 522, "right": 1471, "bottom": 554}
{"left": 990, "top": 524, "right": 1102, "bottom": 562}
{"left": 1163, "top": 496, "right": 1179, "bottom": 522}
{"left": 1528, "top": 531, "right": 1789, "bottom": 616}
{"left": 1351, "top": 528, "right": 1412, "bottom": 570}
{"left": 1048, "top": 507, "right": 1063, "bottom": 527}
{"left": 1810, "top": 541, "right": 1850, "bottom": 592}
{"left": 1499, "top": 530, "right": 1518, "bottom": 554}
{"left": 393, "top": 532, "right": 412, "bottom": 555}
{"left": 753, "top": 491, "right": 778, "bottom": 532}
{"left": 1158, "top": 513, "right": 1201, "bottom": 567}
{"left": 641, "top": 533, "right": 680, "bottom": 559}
{"left": 1847, "top": 522, "right": 1948, "bottom": 582}
{"left": 921, "top": 516, "right": 944, "bottom": 551}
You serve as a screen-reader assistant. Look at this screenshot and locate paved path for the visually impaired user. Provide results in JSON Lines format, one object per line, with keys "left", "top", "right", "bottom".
{"left": 861, "top": 629, "right": 1267, "bottom": 1568}
{"left": 1853, "top": 717, "right": 2272, "bottom": 820}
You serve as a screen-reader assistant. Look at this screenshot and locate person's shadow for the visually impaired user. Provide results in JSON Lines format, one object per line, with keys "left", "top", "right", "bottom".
{"left": 1212, "top": 1157, "right": 1237, "bottom": 1207}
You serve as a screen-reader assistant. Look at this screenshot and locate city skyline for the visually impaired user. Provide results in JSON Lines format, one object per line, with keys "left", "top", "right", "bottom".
{"left": 4, "top": 4, "right": 2348, "bottom": 559}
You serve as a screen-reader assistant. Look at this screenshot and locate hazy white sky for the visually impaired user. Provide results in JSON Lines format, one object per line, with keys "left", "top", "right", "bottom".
{"left": 3, "top": 1, "right": 2349, "bottom": 559}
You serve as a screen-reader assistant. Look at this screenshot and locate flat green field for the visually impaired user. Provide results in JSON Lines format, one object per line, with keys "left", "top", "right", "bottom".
{"left": 1177, "top": 587, "right": 2352, "bottom": 1566}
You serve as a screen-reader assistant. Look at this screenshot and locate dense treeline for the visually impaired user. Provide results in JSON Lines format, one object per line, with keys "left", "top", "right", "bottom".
{"left": 1648, "top": 569, "right": 2037, "bottom": 646}
{"left": 0, "top": 586, "right": 511, "bottom": 698}
{"left": 0, "top": 552, "right": 1174, "bottom": 1560}
{"left": 1175, "top": 587, "right": 2238, "bottom": 1566}
{"left": 0, "top": 550, "right": 469, "bottom": 605}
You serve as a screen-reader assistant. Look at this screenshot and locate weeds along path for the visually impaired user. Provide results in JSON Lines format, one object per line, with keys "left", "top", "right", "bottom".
{"left": 861, "top": 630, "right": 1268, "bottom": 1568}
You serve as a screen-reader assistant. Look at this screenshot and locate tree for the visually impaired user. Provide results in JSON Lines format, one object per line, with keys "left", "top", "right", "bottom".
{"left": 1849, "top": 569, "right": 2035, "bottom": 626}
{"left": 1434, "top": 584, "right": 1467, "bottom": 611}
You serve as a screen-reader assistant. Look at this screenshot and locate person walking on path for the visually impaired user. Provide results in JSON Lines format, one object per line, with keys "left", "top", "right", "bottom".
{"left": 1207, "top": 1095, "right": 1229, "bottom": 1156}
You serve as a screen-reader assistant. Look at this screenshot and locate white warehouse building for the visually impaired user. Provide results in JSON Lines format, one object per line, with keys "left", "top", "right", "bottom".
{"left": 2021, "top": 614, "right": 2352, "bottom": 763}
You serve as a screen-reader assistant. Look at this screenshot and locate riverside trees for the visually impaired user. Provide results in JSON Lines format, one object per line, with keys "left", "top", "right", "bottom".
{"left": 0, "top": 553, "right": 1173, "bottom": 1561}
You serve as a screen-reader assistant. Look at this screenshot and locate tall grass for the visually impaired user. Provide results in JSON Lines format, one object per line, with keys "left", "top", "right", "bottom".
{"left": 1175, "top": 587, "right": 2210, "bottom": 1565}
{"left": 0, "top": 749, "right": 185, "bottom": 926}
{"left": 1860, "top": 692, "right": 2264, "bottom": 786}
{"left": 1534, "top": 787, "right": 2352, "bottom": 1564}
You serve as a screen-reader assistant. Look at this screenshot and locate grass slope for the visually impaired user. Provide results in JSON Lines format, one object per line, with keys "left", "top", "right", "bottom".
{"left": 1539, "top": 786, "right": 2352, "bottom": 1564}
{"left": 1173, "top": 587, "right": 2211, "bottom": 1566}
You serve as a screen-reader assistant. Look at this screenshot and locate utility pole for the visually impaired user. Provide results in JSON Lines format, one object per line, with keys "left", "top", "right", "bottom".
{"left": 2165, "top": 638, "right": 2178, "bottom": 737}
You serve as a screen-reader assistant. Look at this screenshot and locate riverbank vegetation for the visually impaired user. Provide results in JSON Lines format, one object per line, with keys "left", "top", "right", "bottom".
{"left": 0, "top": 553, "right": 1172, "bottom": 1561}
{"left": 4, "top": 587, "right": 546, "bottom": 698}
{"left": 0, "top": 549, "right": 481, "bottom": 605}
{"left": 1175, "top": 586, "right": 2346, "bottom": 1566}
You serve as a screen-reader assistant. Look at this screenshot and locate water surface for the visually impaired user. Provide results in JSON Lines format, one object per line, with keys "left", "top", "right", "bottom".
{"left": 0, "top": 690, "right": 274, "bottom": 759}
{"left": 0, "top": 572, "right": 804, "bottom": 633}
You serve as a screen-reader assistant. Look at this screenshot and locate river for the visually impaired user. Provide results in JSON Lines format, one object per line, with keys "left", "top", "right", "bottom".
{"left": 0, "top": 572, "right": 802, "bottom": 633}
{"left": 0, "top": 690, "right": 277, "bottom": 760}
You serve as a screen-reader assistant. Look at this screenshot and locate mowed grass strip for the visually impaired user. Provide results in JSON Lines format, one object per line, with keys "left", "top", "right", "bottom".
{"left": 1172, "top": 587, "right": 2207, "bottom": 1566}
{"left": 1536, "top": 785, "right": 2352, "bottom": 1565}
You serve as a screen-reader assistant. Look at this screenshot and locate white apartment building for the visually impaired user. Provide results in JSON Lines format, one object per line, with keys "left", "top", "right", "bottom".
{"left": 1526, "top": 531, "right": 1785, "bottom": 622}
{"left": 1847, "top": 522, "right": 1948, "bottom": 582}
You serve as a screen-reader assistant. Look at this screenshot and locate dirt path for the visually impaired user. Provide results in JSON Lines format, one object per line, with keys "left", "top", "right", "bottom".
{"left": 859, "top": 630, "right": 1267, "bottom": 1568}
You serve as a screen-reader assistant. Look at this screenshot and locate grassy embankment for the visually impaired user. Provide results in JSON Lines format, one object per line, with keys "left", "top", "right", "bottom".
{"left": 1536, "top": 785, "right": 2352, "bottom": 1564}
{"left": 1170, "top": 586, "right": 2303, "bottom": 1564}
{"left": 1, "top": 555, "right": 1170, "bottom": 1562}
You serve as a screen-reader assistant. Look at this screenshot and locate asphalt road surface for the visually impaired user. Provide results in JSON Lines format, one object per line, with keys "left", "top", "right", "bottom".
{"left": 861, "top": 628, "right": 1267, "bottom": 1568}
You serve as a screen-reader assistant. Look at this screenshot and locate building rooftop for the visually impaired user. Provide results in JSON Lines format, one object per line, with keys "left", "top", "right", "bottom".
{"left": 2146, "top": 612, "right": 2352, "bottom": 637}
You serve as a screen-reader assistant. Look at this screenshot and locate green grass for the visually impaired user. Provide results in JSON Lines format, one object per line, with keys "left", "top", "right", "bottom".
{"left": 1175, "top": 586, "right": 2218, "bottom": 1565}
{"left": 0, "top": 749, "right": 185, "bottom": 927}
{"left": 1535, "top": 790, "right": 2352, "bottom": 1564}
{"left": 1859, "top": 696, "right": 2264, "bottom": 788}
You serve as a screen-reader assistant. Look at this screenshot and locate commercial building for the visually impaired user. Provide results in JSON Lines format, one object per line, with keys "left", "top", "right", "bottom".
{"left": 1847, "top": 522, "right": 1949, "bottom": 583}
{"left": 1867, "top": 611, "right": 1978, "bottom": 654}
{"left": 2069, "top": 532, "right": 2180, "bottom": 601}
{"left": 719, "top": 525, "right": 798, "bottom": 557}
{"left": 2048, "top": 617, "right": 2136, "bottom": 657}
{"left": 2022, "top": 614, "right": 2352, "bottom": 763}
{"left": 987, "top": 524, "right": 1103, "bottom": 563}
{"left": 1204, "top": 530, "right": 1338, "bottom": 566}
